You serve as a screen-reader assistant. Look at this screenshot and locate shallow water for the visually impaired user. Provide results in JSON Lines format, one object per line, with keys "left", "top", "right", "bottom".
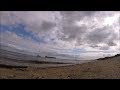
{"left": 0, "top": 48, "right": 92, "bottom": 68}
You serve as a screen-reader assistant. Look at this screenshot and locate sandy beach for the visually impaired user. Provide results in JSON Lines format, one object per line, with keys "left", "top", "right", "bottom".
{"left": 0, "top": 55, "right": 120, "bottom": 79}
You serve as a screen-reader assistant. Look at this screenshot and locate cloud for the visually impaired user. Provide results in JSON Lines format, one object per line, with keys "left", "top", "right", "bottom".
{"left": 40, "top": 21, "right": 56, "bottom": 31}
{"left": 1, "top": 11, "right": 59, "bottom": 33}
{"left": 86, "top": 26, "right": 112, "bottom": 44}
{"left": 0, "top": 11, "right": 120, "bottom": 60}
{"left": 59, "top": 11, "right": 120, "bottom": 51}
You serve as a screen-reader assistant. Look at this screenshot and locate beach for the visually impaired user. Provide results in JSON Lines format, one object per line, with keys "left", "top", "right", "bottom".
{"left": 0, "top": 55, "right": 120, "bottom": 79}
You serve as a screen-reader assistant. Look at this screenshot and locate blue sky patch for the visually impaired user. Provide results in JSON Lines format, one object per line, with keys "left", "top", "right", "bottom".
{"left": 72, "top": 48, "right": 87, "bottom": 54}
{"left": 0, "top": 24, "right": 46, "bottom": 44}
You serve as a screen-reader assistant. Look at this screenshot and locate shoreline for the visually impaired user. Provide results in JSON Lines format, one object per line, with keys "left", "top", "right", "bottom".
{"left": 0, "top": 53, "right": 120, "bottom": 79}
{"left": 0, "top": 56, "right": 120, "bottom": 79}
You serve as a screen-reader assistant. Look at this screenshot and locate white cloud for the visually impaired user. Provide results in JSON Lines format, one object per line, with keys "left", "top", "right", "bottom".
{"left": 0, "top": 11, "right": 120, "bottom": 60}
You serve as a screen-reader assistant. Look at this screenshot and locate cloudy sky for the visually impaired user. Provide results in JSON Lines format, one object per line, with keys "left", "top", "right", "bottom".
{"left": 0, "top": 11, "right": 120, "bottom": 60}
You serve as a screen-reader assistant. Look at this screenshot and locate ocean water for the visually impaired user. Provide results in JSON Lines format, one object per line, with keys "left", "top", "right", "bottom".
{"left": 0, "top": 47, "right": 92, "bottom": 68}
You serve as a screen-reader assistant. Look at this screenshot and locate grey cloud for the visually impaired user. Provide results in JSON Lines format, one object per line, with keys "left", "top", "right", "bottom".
{"left": 59, "top": 11, "right": 97, "bottom": 28}
{"left": 86, "top": 26, "right": 111, "bottom": 45}
{"left": 81, "top": 11, "right": 97, "bottom": 16}
{"left": 99, "top": 46, "right": 110, "bottom": 50}
{"left": 118, "top": 15, "right": 120, "bottom": 23}
{"left": 58, "top": 11, "right": 93, "bottom": 42}
{"left": 88, "top": 44, "right": 110, "bottom": 50}
{"left": 0, "top": 11, "right": 58, "bottom": 34}
{"left": 106, "top": 32, "right": 118, "bottom": 46}
{"left": 60, "top": 25, "right": 87, "bottom": 41}
{"left": 58, "top": 11, "right": 120, "bottom": 50}
{"left": 90, "top": 45, "right": 99, "bottom": 48}
{"left": 107, "top": 41, "right": 117, "bottom": 46}
{"left": 0, "top": 31, "right": 59, "bottom": 54}
{"left": 85, "top": 24, "right": 119, "bottom": 50}
{"left": 60, "top": 11, "right": 96, "bottom": 19}
{"left": 40, "top": 21, "right": 56, "bottom": 31}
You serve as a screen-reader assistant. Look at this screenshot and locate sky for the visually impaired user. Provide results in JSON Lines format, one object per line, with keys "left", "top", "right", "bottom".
{"left": 0, "top": 11, "right": 120, "bottom": 60}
